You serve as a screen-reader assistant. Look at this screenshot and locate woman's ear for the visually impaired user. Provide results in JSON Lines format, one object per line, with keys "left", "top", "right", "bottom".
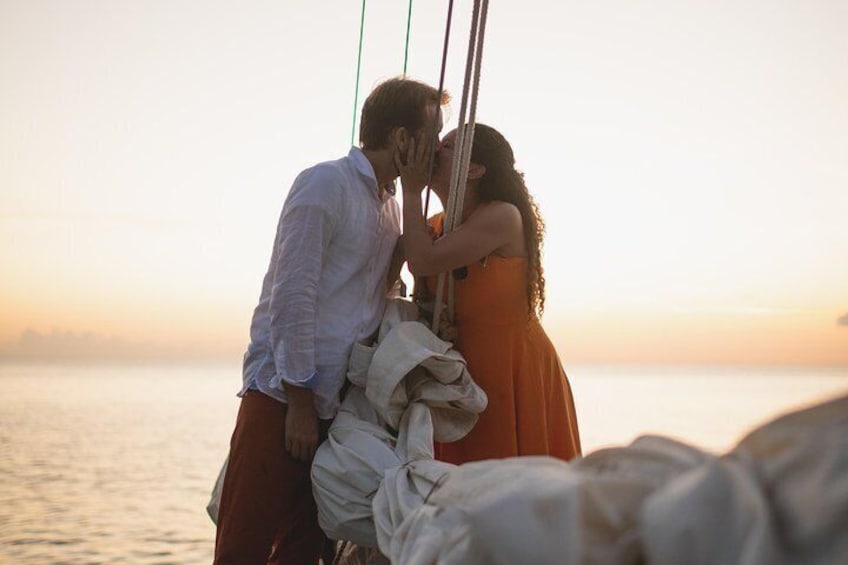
{"left": 467, "top": 162, "right": 486, "bottom": 180}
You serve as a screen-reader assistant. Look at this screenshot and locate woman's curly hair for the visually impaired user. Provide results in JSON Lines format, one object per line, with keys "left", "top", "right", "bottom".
{"left": 470, "top": 124, "right": 547, "bottom": 318}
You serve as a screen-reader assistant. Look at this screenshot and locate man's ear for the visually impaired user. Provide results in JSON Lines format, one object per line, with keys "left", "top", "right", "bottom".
{"left": 393, "top": 127, "right": 410, "bottom": 152}
{"left": 467, "top": 162, "right": 486, "bottom": 180}
{"left": 392, "top": 127, "right": 411, "bottom": 165}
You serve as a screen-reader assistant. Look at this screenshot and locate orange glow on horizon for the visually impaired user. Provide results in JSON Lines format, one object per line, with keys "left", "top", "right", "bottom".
{"left": 2, "top": 1, "right": 847, "bottom": 366}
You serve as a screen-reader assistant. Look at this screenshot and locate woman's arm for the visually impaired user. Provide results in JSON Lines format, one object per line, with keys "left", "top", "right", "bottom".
{"left": 403, "top": 192, "right": 522, "bottom": 275}
{"left": 396, "top": 137, "right": 523, "bottom": 276}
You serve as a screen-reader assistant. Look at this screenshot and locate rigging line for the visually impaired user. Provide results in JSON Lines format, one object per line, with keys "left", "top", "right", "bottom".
{"left": 432, "top": 0, "right": 485, "bottom": 333}
{"left": 443, "top": 0, "right": 481, "bottom": 235}
{"left": 351, "top": 0, "right": 367, "bottom": 147}
{"left": 415, "top": 0, "right": 454, "bottom": 306}
{"left": 443, "top": 0, "right": 482, "bottom": 325}
{"left": 467, "top": 0, "right": 489, "bottom": 130}
{"left": 433, "top": 0, "right": 481, "bottom": 331}
{"left": 447, "top": 0, "right": 489, "bottom": 321}
{"left": 453, "top": 0, "right": 490, "bottom": 233}
{"left": 403, "top": 0, "right": 413, "bottom": 75}
{"left": 423, "top": 0, "right": 455, "bottom": 220}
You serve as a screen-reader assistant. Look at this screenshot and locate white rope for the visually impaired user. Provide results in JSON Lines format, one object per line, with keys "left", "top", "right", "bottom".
{"left": 443, "top": 0, "right": 481, "bottom": 235}
{"left": 447, "top": 0, "right": 489, "bottom": 322}
{"left": 432, "top": 0, "right": 489, "bottom": 333}
{"left": 433, "top": 0, "right": 480, "bottom": 332}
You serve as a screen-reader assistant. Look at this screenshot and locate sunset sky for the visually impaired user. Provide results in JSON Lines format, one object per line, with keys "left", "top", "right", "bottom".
{"left": 2, "top": 0, "right": 846, "bottom": 365}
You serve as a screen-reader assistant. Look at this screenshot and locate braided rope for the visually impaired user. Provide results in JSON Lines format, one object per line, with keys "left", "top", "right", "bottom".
{"left": 432, "top": 0, "right": 489, "bottom": 332}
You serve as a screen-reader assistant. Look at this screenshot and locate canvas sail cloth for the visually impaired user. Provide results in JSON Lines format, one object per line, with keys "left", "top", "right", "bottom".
{"left": 374, "top": 436, "right": 709, "bottom": 564}
{"left": 372, "top": 393, "right": 848, "bottom": 565}
{"left": 206, "top": 298, "right": 485, "bottom": 531}
{"left": 212, "top": 294, "right": 848, "bottom": 563}
{"left": 313, "top": 300, "right": 848, "bottom": 564}
{"left": 310, "top": 298, "right": 487, "bottom": 547}
{"left": 641, "top": 392, "right": 848, "bottom": 565}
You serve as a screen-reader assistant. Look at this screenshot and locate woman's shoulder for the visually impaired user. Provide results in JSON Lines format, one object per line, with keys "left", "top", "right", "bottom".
{"left": 474, "top": 201, "right": 523, "bottom": 231}
{"left": 475, "top": 202, "right": 525, "bottom": 257}
{"left": 481, "top": 200, "right": 521, "bottom": 218}
{"left": 428, "top": 203, "right": 523, "bottom": 238}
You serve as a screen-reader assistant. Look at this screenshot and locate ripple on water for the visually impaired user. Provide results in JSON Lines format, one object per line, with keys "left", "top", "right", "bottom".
{"left": 1, "top": 364, "right": 238, "bottom": 564}
{"left": 3, "top": 363, "right": 846, "bottom": 564}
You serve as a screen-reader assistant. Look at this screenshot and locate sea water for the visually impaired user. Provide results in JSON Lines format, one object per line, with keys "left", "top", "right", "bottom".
{"left": 1, "top": 362, "right": 845, "bottom": 564}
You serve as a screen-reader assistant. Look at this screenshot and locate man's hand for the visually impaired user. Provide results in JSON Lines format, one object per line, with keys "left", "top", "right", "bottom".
{"left": 283, "top": 384, "right": 319, "bottom": 462}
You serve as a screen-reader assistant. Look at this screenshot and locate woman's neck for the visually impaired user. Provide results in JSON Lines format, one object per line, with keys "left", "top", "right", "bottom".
{"left": 436, "top": 184, "right": 479, "bottom": 223}
{"left": 459, "top": 188, "right": 479, "bottom": 223}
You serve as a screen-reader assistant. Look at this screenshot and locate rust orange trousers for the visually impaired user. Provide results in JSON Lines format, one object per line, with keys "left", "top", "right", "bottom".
{"left": 214, "top": 391, "right": 330, "bottom": 565}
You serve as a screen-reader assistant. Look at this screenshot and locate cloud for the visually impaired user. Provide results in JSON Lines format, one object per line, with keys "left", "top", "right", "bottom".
{"left": 0, "top": 329, "right": 238, "bottom": 363}
{"left": 672, "top": 306, "right": 811, "bottom": 316}
{"left": 838, "top": 313, "right": 848, "bottom": 327}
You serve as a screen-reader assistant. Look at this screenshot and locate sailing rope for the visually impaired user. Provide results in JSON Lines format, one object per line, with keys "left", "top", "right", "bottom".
{"left": 431, "top": 0, "right": 489, "bottom": 333}
{"left": 350, "top": 0, "right": 367, "bottom": 147}
{"left": 403, "top": 0, "right": 413, "bottom": 74}
{"left": 346, "top": 0, "right": 490, "bottom": 333}
{"left": 351, "top": 0, "right": 418, "bottom": 146}
{"left": 423, "top": 0, "right": 455, "bottom": 219}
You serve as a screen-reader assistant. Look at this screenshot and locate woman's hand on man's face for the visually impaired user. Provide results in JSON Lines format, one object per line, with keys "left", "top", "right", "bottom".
{"left": 394, "top": 134, "right": 434, "bottom": 195}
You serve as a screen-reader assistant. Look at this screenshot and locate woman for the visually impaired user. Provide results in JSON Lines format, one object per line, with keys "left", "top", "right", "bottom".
{"left": 396, "top": 123, "right": 581, "bottom": 464}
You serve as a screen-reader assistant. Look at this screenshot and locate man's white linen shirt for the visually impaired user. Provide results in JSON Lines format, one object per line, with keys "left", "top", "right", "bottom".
{"left": 241, "top": 147, "right": 401, "bottom": 419}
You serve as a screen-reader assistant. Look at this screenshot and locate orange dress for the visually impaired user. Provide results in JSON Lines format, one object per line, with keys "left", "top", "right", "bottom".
{"left": 426, "top": 215, "right": 582, "bottom": 464}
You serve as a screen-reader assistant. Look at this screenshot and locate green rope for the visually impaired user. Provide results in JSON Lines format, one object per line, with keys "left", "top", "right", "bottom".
{"left": 352, "top": 0, "right": 414, "bottom": 145}
{"left": 351, "top": 0, "right": 366, "bottom": 147}
{"left": 403, "top": 0, "right": 413, "bottom": 74}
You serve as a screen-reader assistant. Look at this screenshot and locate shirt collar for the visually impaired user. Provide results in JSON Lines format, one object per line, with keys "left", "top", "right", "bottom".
{"left": 348, "top": 146, "right": 395, "bottom": 202}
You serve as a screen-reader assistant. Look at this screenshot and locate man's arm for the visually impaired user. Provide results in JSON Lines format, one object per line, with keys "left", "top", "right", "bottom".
{"left": 282, "top": 382, "right": 318, "bottom": 461}
{"left": 269, "top": 200, "right": 336, "bottom": 462}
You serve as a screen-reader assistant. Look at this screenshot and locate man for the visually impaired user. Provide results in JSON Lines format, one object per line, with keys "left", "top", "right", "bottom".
{"left": 214, "top": 77, "right": 447, "bottom": 565}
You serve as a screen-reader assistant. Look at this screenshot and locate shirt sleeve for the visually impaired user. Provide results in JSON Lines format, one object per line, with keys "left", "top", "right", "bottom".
{"left": 268, "top": 168, "right": 341, "bottom": 390}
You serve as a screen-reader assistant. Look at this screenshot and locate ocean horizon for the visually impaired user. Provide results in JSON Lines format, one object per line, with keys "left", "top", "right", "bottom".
{"left": 2, "top": 361, "right": 846, "bottom": 564}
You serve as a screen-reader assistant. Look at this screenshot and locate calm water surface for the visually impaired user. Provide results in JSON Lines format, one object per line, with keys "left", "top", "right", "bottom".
{"left": 1, "top": 362, "right": 846, "bottom": 564}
